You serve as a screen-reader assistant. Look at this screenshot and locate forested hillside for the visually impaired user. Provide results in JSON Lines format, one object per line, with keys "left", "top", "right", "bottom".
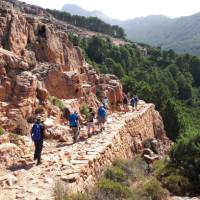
{"left": 122, "top": 13, "right": 200, "bottom": 56}
{"left": 61, "top": 4, "right": 200, "bottom": 56}
{"left": 46, "top": 9, "right": 126, "bottom": 39}
{"left": 69, "top": 34, "right": 200, "bottom": 194}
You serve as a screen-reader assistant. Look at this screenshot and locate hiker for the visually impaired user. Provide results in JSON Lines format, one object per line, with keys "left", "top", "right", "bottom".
{"left": 134, "top": 95, "right": 139, "bottom": 111}
{"left": 123, "top": 94, "right": 129, "bottom": 112}
{"left": 87, "top": 107, "right": 95, "bottom": 138}
{"left": 31, "top": 117, "right": 45, "bottom": 165}
{"left": 102, "top": 96, "right": 109, "bottom": 109}
{"left": 130, "top": 96, "right": 135, "bottom": 111}
{"left": 98, "top": 104, "right": 107, "bottom": 132}
{"left": 69, "top": 111, "right": 80, "bottom": 143}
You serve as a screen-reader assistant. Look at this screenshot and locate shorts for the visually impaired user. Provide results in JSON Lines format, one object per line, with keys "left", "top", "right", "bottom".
{"left": 98, "top": 116, "right": 106, "bottom": 124}
{"left": 70, "top": 126, "right": 78, "bottom": 134}
{"left": 87, "top": 122, "right": 94, "bottom": 128}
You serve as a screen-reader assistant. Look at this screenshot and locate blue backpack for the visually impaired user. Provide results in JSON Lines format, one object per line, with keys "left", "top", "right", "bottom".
{"left": 98, "top": 106, "right": 106, "bottom": 118}
{"left": 69, "top": 113, "right": 78, "bottom": 127}
{"left": 134, "top": 96, "right": 139, "bottom": 102}
{"left": 31, "top": 123, "right": 41, "bottom": 142}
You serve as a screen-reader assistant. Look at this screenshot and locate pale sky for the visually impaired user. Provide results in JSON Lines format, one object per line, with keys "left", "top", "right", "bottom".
{"left": 21, "top": 0, "right": 200, "bottom": 20}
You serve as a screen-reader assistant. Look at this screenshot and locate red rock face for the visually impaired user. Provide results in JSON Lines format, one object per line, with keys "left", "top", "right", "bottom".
{"left": 0, "top": 1, "right": 124, "bottom": 132}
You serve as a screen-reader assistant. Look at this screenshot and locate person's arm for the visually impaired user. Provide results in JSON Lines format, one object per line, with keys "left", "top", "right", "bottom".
{"left": 41, "top": 124, "right": 45, "bottom": 139}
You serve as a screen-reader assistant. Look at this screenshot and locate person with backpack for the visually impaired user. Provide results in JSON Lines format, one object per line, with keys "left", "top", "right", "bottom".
{"left": 98, "top": 104, "right": 107, "bottom": 132}
{"left": 69, "top": 111, "right": 80, "bottom": 143}
{"left": 87, "top": 107, "right": 95, "bottom": 138}
{"left": 102, "top": 96, "right": 109, "bottom": 109}
{"left": 130, "top": 96, "right": 135, "bottom": 111}
{"left": 134, "top": 95, "right": 139, "bottom": 111}
{"left": 31, "top": 118, "right": 45, "bottom": 165}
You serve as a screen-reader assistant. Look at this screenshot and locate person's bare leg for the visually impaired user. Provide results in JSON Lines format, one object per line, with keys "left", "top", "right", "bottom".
{"left": 92, "top": 125, "right": 95, "bottom": 134}
{"left": 88, "top": 125, "right": 90, "bottom": 135}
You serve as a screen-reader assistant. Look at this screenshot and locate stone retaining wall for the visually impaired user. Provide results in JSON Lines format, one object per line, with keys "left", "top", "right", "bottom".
{"left": 66, "top": 103, "right": 159, "bottom": 192}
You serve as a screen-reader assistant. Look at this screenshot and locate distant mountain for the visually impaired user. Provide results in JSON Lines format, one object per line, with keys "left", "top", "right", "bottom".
{"left": 122, "top": 13, "right": 200, "bottom": 56}
{"left": 61, "top": 4, "right": 200, "bottom": 56}
{"left": 61, "top": 4, "right": 110, "bottom": 22}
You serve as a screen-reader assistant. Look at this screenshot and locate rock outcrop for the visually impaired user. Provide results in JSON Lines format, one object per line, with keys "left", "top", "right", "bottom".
{"left": 0, "top": 0, "right": 124, "bottom": 132}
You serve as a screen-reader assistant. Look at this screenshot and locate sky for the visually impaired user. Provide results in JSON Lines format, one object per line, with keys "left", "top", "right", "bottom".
{"left": 21, "top": 0, "right": 200, "bottom": 20}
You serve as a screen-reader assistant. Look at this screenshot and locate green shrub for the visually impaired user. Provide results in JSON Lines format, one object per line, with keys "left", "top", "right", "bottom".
{"left": 105, "top": 166, "right": 127, "bottom": 183}
{"left": 97, "top": 178, "right": 131, "bottom": 199}
{"left": 112, "top": 156, "right": 148, "bottom": 181}
{"left": 49, "top": 96, "right": 65, "bottom": 111}
{"left": 54, "top": 181, "right": 67, "bottom": 200}
{"left": 65, "top": 193, "right": 88, "bottom": 200}
{"left": 0, "top": 127, "right": 5, "bottom": 135}
{"left": 170, "top": 128, "right": 200, "bottom": 193}
{"left": 143, "top": 177, "right": 168, "bottom": 200}
{"left": 80, "top": 103, "right": 89, "bottom": 118}
{"left": 162, "top": 174, "right": 190, "bottom": 195}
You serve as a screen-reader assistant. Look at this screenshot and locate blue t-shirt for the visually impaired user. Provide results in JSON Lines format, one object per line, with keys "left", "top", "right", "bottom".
{"left": 98, "top": 106, "right": 106, "bottom": 118}
{"left": 69, "top": 113, "right": 78, "bottom": 127}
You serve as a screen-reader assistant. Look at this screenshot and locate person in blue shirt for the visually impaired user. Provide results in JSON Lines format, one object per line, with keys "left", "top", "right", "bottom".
{"left": 69, "top": 111, "right": 80, "bottom": 143}
{"left": 97, "top": 104, "right": 107, "bottom": 132}
{"left": 31, "top": 117, "right": 45, "bottom": 165}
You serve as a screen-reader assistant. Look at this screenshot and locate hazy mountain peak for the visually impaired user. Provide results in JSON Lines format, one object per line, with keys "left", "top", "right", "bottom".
{"left": 62, "top": 4, "right": 108, "bottom": 19}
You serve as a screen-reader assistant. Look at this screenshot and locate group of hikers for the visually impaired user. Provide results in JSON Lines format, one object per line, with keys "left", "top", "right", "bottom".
{"left": 31, "top": 94, "right": 139, "bottom": 165}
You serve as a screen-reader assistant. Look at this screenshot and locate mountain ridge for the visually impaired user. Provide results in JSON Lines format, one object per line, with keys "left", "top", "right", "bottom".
{"left": 62, "top": 3, "right": 200, "bottom": 55}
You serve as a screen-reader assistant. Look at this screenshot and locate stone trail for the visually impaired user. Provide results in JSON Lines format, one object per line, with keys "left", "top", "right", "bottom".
{"left": 0, "top": 102, "right": 159, "bottom": 200}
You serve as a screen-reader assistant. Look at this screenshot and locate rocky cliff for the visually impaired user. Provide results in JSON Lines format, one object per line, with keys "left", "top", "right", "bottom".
{"left": 0, "top": 0, "right": 123, "bottom": 133}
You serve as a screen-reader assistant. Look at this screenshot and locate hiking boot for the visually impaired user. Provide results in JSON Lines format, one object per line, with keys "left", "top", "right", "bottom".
{"left": 36, "top": 161, "right": 42, "bottom": 166}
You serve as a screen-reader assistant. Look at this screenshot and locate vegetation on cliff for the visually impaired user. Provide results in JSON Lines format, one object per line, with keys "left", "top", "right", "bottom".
{"left": 68, "top": 34, "right": 200, "bottom": 195}
{"left": 56, "top": 157, "right": 168, "bottom": 200}
{"left": 46, "top": 9, "right": 126, "bottom": 39}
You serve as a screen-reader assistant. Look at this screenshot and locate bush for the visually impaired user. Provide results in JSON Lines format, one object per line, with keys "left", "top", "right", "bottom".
{"left": 105, "top": 166, "right": 127, "bottom": 183}
{"left": 80, "top": 103, "right": 90, "bottom": 118}
{"left": 153, "top": 159, "right": 192, "bottom": 195}
{"left": 170, "top": 129, "right": 200, "bottom": 193}
{"left": 0, "top": 127, "right": 5, "bottom": 135}
{"left": 162, "top": 174, "right": 190, "bottom": 195}
{"left": 54, "top": 181, "right": 67, "bottom": 200}
{"left": 65, "top": 193, "right": 88, "bottom": 200}
{"left": 97, "top": 178, "right": 131, "bottom": 199}
{"left": 143, "top": 177, "right": 168, "bottom": 200}
{"left": 49, "top": 96, "right": 65, "bottom": 111}
{"left": 112, "top": 156, "right": 148, "bottom": 181}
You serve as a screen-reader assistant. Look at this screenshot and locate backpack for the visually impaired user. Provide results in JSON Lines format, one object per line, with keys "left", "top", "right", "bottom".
{"left": 134, "top": 96, "right": 139, "bottom": 102}
{"left": 130, "top": 98, "right": 135, "bottom": 106}
{"left": 98, "top": 106, "right": 106, "bottom": 118}
{"left": 123, "top": 96, "right": 128, "bottom": 104}
{"left": 87, "top": 112, "right": 94, "bottom": 122}
{"left": 69, "top": 113, "right": 78, "bottom": 127}
{"left": 31, "top": 123, "right": 41, "bottom": 142}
